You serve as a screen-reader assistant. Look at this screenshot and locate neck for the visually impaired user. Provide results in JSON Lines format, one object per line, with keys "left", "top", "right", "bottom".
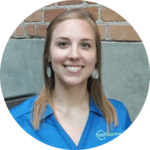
{"left": 51, "top": 80, "right": 89, "bottom": 109}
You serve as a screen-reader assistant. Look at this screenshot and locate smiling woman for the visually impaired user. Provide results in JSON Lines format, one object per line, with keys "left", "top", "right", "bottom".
{"left": 10, "top": 9, "right": 132, "bottom": 149}
{"left": 50, "top": 19, "right": 96, "bottom": 87}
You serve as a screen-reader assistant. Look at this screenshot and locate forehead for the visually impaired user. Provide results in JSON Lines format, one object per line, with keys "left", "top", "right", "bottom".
{"left": 52, "top": 19, "right": 95, "bottom": 40}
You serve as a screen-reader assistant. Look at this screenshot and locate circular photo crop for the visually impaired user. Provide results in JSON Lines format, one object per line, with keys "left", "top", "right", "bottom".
{"left": 0, "top": 0, "right": 149, "bottom": 150}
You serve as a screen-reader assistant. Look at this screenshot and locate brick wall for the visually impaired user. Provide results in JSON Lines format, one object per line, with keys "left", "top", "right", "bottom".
{"left": 11, "top": 0, "right": 141, "bottom": 41}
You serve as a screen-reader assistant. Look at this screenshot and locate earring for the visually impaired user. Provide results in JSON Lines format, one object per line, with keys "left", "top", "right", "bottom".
{"left": 47, "top": 66, "right": 51, "bottom": 77}
{"left": 91, "top": 69, "right": 99, "bottom": 79}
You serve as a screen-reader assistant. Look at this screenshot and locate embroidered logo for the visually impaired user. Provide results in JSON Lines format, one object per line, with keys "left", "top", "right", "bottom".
{"left": 96, "top": 130, "right": 121, "bottom": 140}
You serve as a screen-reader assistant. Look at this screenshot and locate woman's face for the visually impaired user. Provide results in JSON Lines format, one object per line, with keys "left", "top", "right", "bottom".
{"left": 50, "top": 19, "right": 97, "bottom": 87}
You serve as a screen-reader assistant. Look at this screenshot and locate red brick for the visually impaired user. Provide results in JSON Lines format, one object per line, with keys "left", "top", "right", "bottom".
{"left": 25, "top": 10, "right": 42, "bottom": 22}
{"left": 77, "top": 7, "right": 99, "bottom": 21}
{"left": 109, "top": 25, "right": 141, "bottom": 41}
{"left": 101, "top": 7, "right": 126, "bottom": 22}
{"left": 16, "top": 26, "right": 25, "bottom": 36}
{"left": 44, "top": 9, "right": 67, "bottom": 22}
{"left": 37, "top": 25, "right": 47, "bottom": 37}
{"left": 45, "top": 3, "right": 55, "bottom": 7}
{"left": 98, "top": 24, "right": 106, "bottom": 40}
{"left": 85, "top": 1, "right": 97, "bottom": 4}
{"left": 26, "top": 25, "right": 36, "bottom": 36}
{"left": 57, "top": 0, "right": 83, "bottom": 5}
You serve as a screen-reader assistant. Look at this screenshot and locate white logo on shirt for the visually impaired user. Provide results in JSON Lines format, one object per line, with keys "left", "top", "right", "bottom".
{"left": 96, "top": 130, "right": 121, "bottom": 140}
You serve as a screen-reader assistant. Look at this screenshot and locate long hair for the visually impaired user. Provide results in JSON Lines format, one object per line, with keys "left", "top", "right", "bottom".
{"left": 32, "top": 9, "right": 118, "bottom": 130}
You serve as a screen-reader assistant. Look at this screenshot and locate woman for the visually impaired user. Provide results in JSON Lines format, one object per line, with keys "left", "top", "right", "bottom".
{"left": 10, "top": 9, "right": 132, "bottom": 149}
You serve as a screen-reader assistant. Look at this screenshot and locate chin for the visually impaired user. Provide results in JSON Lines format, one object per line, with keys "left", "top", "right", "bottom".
{"left": 55, "top": 74, "right": 89, "bottom": 88}
{"left": 64, "top": 78, "right": 88, "bottom": 87}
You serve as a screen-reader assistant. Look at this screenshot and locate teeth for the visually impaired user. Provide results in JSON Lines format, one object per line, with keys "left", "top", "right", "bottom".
{"left": 66, "top": 66, "right": 82, "bottom": 72}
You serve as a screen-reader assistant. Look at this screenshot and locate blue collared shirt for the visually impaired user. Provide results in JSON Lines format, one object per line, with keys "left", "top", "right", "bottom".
{"left": 10, "top": 95, "right": 132, "bottom": 149}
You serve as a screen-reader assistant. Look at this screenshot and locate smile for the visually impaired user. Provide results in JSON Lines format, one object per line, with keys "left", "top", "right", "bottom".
{"left": 64, "top": 65, "right": 84, "bottom": 72}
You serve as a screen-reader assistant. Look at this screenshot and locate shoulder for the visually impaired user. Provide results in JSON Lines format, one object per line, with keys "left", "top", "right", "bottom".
{"left": 108, "top": 98, "right": 132, "bottom": 128}
{"left": 108, "top": 98, "right": 128, "bottom": 113}
{"left": 10, "top": 95, "right": 39, "bottom": 119}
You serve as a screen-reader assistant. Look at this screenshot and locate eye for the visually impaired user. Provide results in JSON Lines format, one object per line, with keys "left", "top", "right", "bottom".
{"left": 81, "top": 43, "right": 90, "bottom": 49}
{"left": 58, "top": 42, "right": 69, "bottom": 48}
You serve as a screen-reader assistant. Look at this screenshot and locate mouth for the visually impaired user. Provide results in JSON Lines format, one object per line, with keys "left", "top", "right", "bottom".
{"left": 63, "top": 65, "right": 84, "bottom": 72}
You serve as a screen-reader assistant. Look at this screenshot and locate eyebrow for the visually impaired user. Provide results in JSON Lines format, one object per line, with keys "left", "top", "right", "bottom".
{"left": 56, "top": 37, "right": 94, "bottom": 42}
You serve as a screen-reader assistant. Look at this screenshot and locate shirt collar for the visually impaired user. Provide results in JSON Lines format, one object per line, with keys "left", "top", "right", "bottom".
{"left": 89, "top": 95, "right": 104, "bottom": 116}
{"left": 42, "top": 95, "right": 103, "bottom": 119}
{"left": 41, "top": 103, "right": 53, "bottom": 119}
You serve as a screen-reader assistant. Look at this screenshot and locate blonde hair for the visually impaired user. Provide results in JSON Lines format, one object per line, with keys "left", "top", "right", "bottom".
{"left": 32, "top": 9, "right": 118, "bottom": 131}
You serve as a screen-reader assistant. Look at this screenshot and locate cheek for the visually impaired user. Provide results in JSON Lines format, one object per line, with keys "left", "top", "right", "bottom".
{"left": 50, "top": 45, "right": 66, "bottom": 64}
{"left": 50, "top": 54, "right": 62, "bottom": 75}
{"left": 86, "top": 51, "right": 97, "bottom": 67}
{"left": 51, "top": 54, "right": 63, "bottom": 64}
{"left": 50, "top": 52, "right": 67, "bottom": 73}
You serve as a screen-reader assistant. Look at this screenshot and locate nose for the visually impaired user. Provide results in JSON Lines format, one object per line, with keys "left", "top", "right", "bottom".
{"left": 68, "top": 44, "right": 81, "bottom": 60}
